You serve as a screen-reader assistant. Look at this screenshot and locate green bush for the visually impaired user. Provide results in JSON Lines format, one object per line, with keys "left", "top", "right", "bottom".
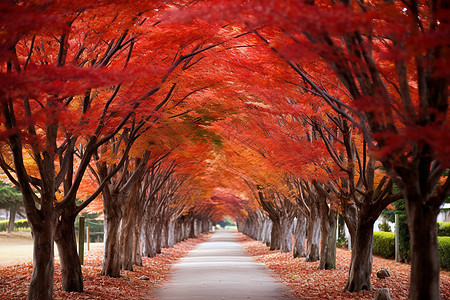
{"left": 378, "top": 221, "right": 392, "bottom": 232}
{"left": 438, "top": 236, "right": 450, "bottom": 269}
{"left": 372, "top": 232, "right": 450, "bottom": 269}
{"left": 0, "top": 220, "right": 8, "bottom": 231}
{"left": 0, "top": 219, "right": 30, "bottom": 231}
{"left": 438, "top": 222, "right": 450, "bottom": 237}
{"left": 393, "top": 200, "right": 411, "bottom": 262}
{"left": 14, "top": 219, "right": 29, "bottom": 230}
{"left": 373, "top": 232, "right": 395, "bottom": 259}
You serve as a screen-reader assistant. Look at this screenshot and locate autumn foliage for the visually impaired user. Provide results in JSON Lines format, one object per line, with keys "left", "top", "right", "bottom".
{"left": 0, "top": 0, "right": 448, "bottom": 299}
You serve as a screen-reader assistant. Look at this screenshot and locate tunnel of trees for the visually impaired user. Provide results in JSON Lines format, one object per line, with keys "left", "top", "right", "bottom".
{"left": 0, "top": 1, "right": 448, "bottom": 300}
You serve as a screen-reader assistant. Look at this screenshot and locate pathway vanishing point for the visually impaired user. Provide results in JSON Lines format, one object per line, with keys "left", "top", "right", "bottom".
{"left": 155, "top": 230, "right": 292, "bottom": 300}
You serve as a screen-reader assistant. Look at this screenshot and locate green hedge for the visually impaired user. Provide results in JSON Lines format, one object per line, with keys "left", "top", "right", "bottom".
{"left": 0, "top": 219, "right": 30, "bottom": 231}
{"left": 438, "top": 237, "right": 450, "bottom": 269}
{"left": 373, "top": 232, "right": 450, "bottom": 269}
{"left": 373, "top": 232, "right": 395, "bottom": 259}
{"left": 438, "top": 222, "right": 450, "bottom": 237}
{"left": 0, "top": 220, "right": 8, "bottom": 231}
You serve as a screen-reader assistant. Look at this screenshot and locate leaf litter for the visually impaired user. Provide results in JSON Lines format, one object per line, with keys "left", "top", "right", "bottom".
{"left": 0, "top": 233, "right": 211, "bottom": 299}
{"left": 237, "top": 233, "right": 450, "bottom": 300}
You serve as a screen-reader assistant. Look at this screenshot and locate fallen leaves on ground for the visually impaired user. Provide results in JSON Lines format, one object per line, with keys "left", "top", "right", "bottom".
{"left": 0, "top": 233, "right": 211, "bottom": 300}
{"left": 237, "top": 233, "right": 450, "bottom": 300}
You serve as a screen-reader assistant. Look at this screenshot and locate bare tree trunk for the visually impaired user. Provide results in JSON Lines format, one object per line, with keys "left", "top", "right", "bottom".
{"left": 173, "top": 218, "right": 182, "bottom": 243}
{"left": 54, "top": 208, "right": 83, "bottom": 292}
{"left": 269, "top": 218, "right": 281, "bottom": 250}
{"left": 263, "top": 218, "right": 272, "bottom": 246}
{"left": 306, "top": 205, "right": 320, "bottom": 262}
{"left": 27, "top": 217, "right": 56, "bottom": 300}
{"left": 167, "top": 218, "right": 176, "bottom": 247}
{"left": 344, "top": 220, "right": 374, "bottom": 292}
{"left": 101, "top": 211, "right": 122, "bottom": 277}
{"left": 143, "top": 222, "right": 157, "bottom": 257}
{"left": 7, "top": 208, "right": 16, "bottom": 233}
{"left": 316, "top": 189, "right": 337, "bottom": 270}
{"left": 406, "top": 196, "right": 440, "bottom": 300}
{"left": 319, "top": 208, "right": 337, "bottom": 270}
{"left": 189, "top": 218, "right": 196, "bottom": 238}
{"left": 161, "top": 219, "right": 169, "bottom": 248}
{"left": 293, "top": 214, "right": 307, "bottom": 258}
{"left": 132, "top": 217, "right": 142, "bottom": 266}
{"left": 154, "top": 219, "right": 163, "bottom": 254}
{"left": 247, "top": 214, "right": 259, "bottom": 240}
{"left": 120, "top": 184, "right": 139, "bottom": 271}
{"left": 120, "top": 216, "right": 134, "bottom": 271}
{"left": 279, "top": 216, "right": 293, "bottom": 252}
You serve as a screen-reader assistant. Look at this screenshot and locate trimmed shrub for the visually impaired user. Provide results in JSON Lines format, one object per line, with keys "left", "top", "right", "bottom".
{"left": 0, "top": 220, "right": 8, "bottom": 231}
{"left": 14, "top": 219, "right": 29, "bottom": 230}
{"left": 438, "top": 222, "right": 450, "bottom": 237}
{"left": 373, "top": 232, "right": 395, "bottom": 259}
{"left": 0, "top": 219, "right": 30, "bottom": 231}
{"left": 373, "top": 232, "right": 450, "bottom": 269}
{"left": 438, "top": 236, "right": 450, "bottom": 269}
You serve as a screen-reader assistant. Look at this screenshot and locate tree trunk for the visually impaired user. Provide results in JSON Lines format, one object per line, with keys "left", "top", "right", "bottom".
{"left": 120, "top": 184, "right": 139, "bottom": 271}
{"left": 249, "top": 215, "right": 259, "bottom": 240}
{"left": 132, "top": 218, "right": 142, "bottom": 266}
{"left": 189, "top": 218, "right": 196, "bottom": 238}
{"left": 178, "top": 218, "right": 186, "bottom": 241}
{"left": 161, "top": 219, "right": 169, "bottom": 248}
{"left": 306, "top": 207, "right": 321, "bottom": 262}
{"left": 293, "top": 214, "right": 307, "bottom": 258}
{"left": 263, "top": 218, "right": 272, "bottom": 246}
{"left": 270, "top": 218, "right": 281, "bottom": 251}
{"left": 344, "top": 220, "right": 374, "bottom": 292}
{"left": 54, "top": 210, "right": 83, "bottom": 292}
{"left": 27, "top": 218, "right": 55, "bottom": 300}
{"left": 154, "top": 219, "right": 163, "bottom": 254}
{"left": 142, "top": 217, "right": 157, "bottom": 257}
{"left": 120, "top": 214, "right": 134, "bottom": 271}
{"left": 316, "top": 189, "right": 337, "bottom": 270}
{"left": 101, "top": 212, "right": 122, "bottom": 277}
{"left": 167, "top": 218, "right": 175, "bottom": 247}
{"left": 319, "top": 208, "right": 337, "bottom": 270}
{"left": 7, "top": 208, "right": 16, "bottom": 233}
{"left": 174, "top": 218, "right": 182, "bottom": 244}
{"left": 279, "top": 216, "right": 293, "bottom": 252}
{"left": 406, "top": 197, "right": 440, "bottom": 300}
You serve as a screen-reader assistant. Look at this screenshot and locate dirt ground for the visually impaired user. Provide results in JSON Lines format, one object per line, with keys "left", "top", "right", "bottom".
{"left": 0, "top": 231, "right": 34, "bottom": 266}
{"left": 0, "top": 231, "right": 102, "bottom": 266}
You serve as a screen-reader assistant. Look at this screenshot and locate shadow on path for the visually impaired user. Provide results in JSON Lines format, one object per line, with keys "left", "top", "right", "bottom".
{"left": 155, "top": 230, "right": 292, "bottom": 300}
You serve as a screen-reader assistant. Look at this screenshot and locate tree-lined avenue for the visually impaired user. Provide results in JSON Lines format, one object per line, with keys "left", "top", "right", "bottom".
{"left": 156, "top": 230, "right": 290, "bottom": 300}
{"left": 0, "top": 1, "right": 448, "bottom": 299}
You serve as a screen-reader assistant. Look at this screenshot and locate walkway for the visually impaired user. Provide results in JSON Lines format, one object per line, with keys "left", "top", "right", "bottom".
{"left": 155, "top": 230, "right": 291, "bottom": 300}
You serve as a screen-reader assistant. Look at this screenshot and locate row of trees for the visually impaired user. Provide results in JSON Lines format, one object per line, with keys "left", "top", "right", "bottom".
{"left": 0, "top": 1, "right": 229, "bottom": 299}
{"left": 177, "top": 1, "right": 448, "bottom": 299}
{"left": 0, "top": 0, "right": 447, "bottom": 299}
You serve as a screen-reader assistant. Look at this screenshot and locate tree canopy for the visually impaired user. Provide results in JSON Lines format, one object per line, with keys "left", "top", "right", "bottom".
{"left": 0, "top": 0, "right": 448, "bottom": 299}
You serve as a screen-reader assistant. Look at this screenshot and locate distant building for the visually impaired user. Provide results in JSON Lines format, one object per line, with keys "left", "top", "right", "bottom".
{"left": 438, "top": 203, "right": 450, "bottom": 222}
{"left": 0, "top": 209, "right": 7, "bottom": 221}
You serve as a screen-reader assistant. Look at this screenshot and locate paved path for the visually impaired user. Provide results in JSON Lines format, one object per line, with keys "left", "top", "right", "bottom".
{"left": 155, "top": 230, "right": 291, "bottom": 300}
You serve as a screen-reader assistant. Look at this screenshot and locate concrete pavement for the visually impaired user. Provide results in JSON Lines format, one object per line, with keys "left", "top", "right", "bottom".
{"left": 155, "top": 230, "right": 291, "bottom": 300}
